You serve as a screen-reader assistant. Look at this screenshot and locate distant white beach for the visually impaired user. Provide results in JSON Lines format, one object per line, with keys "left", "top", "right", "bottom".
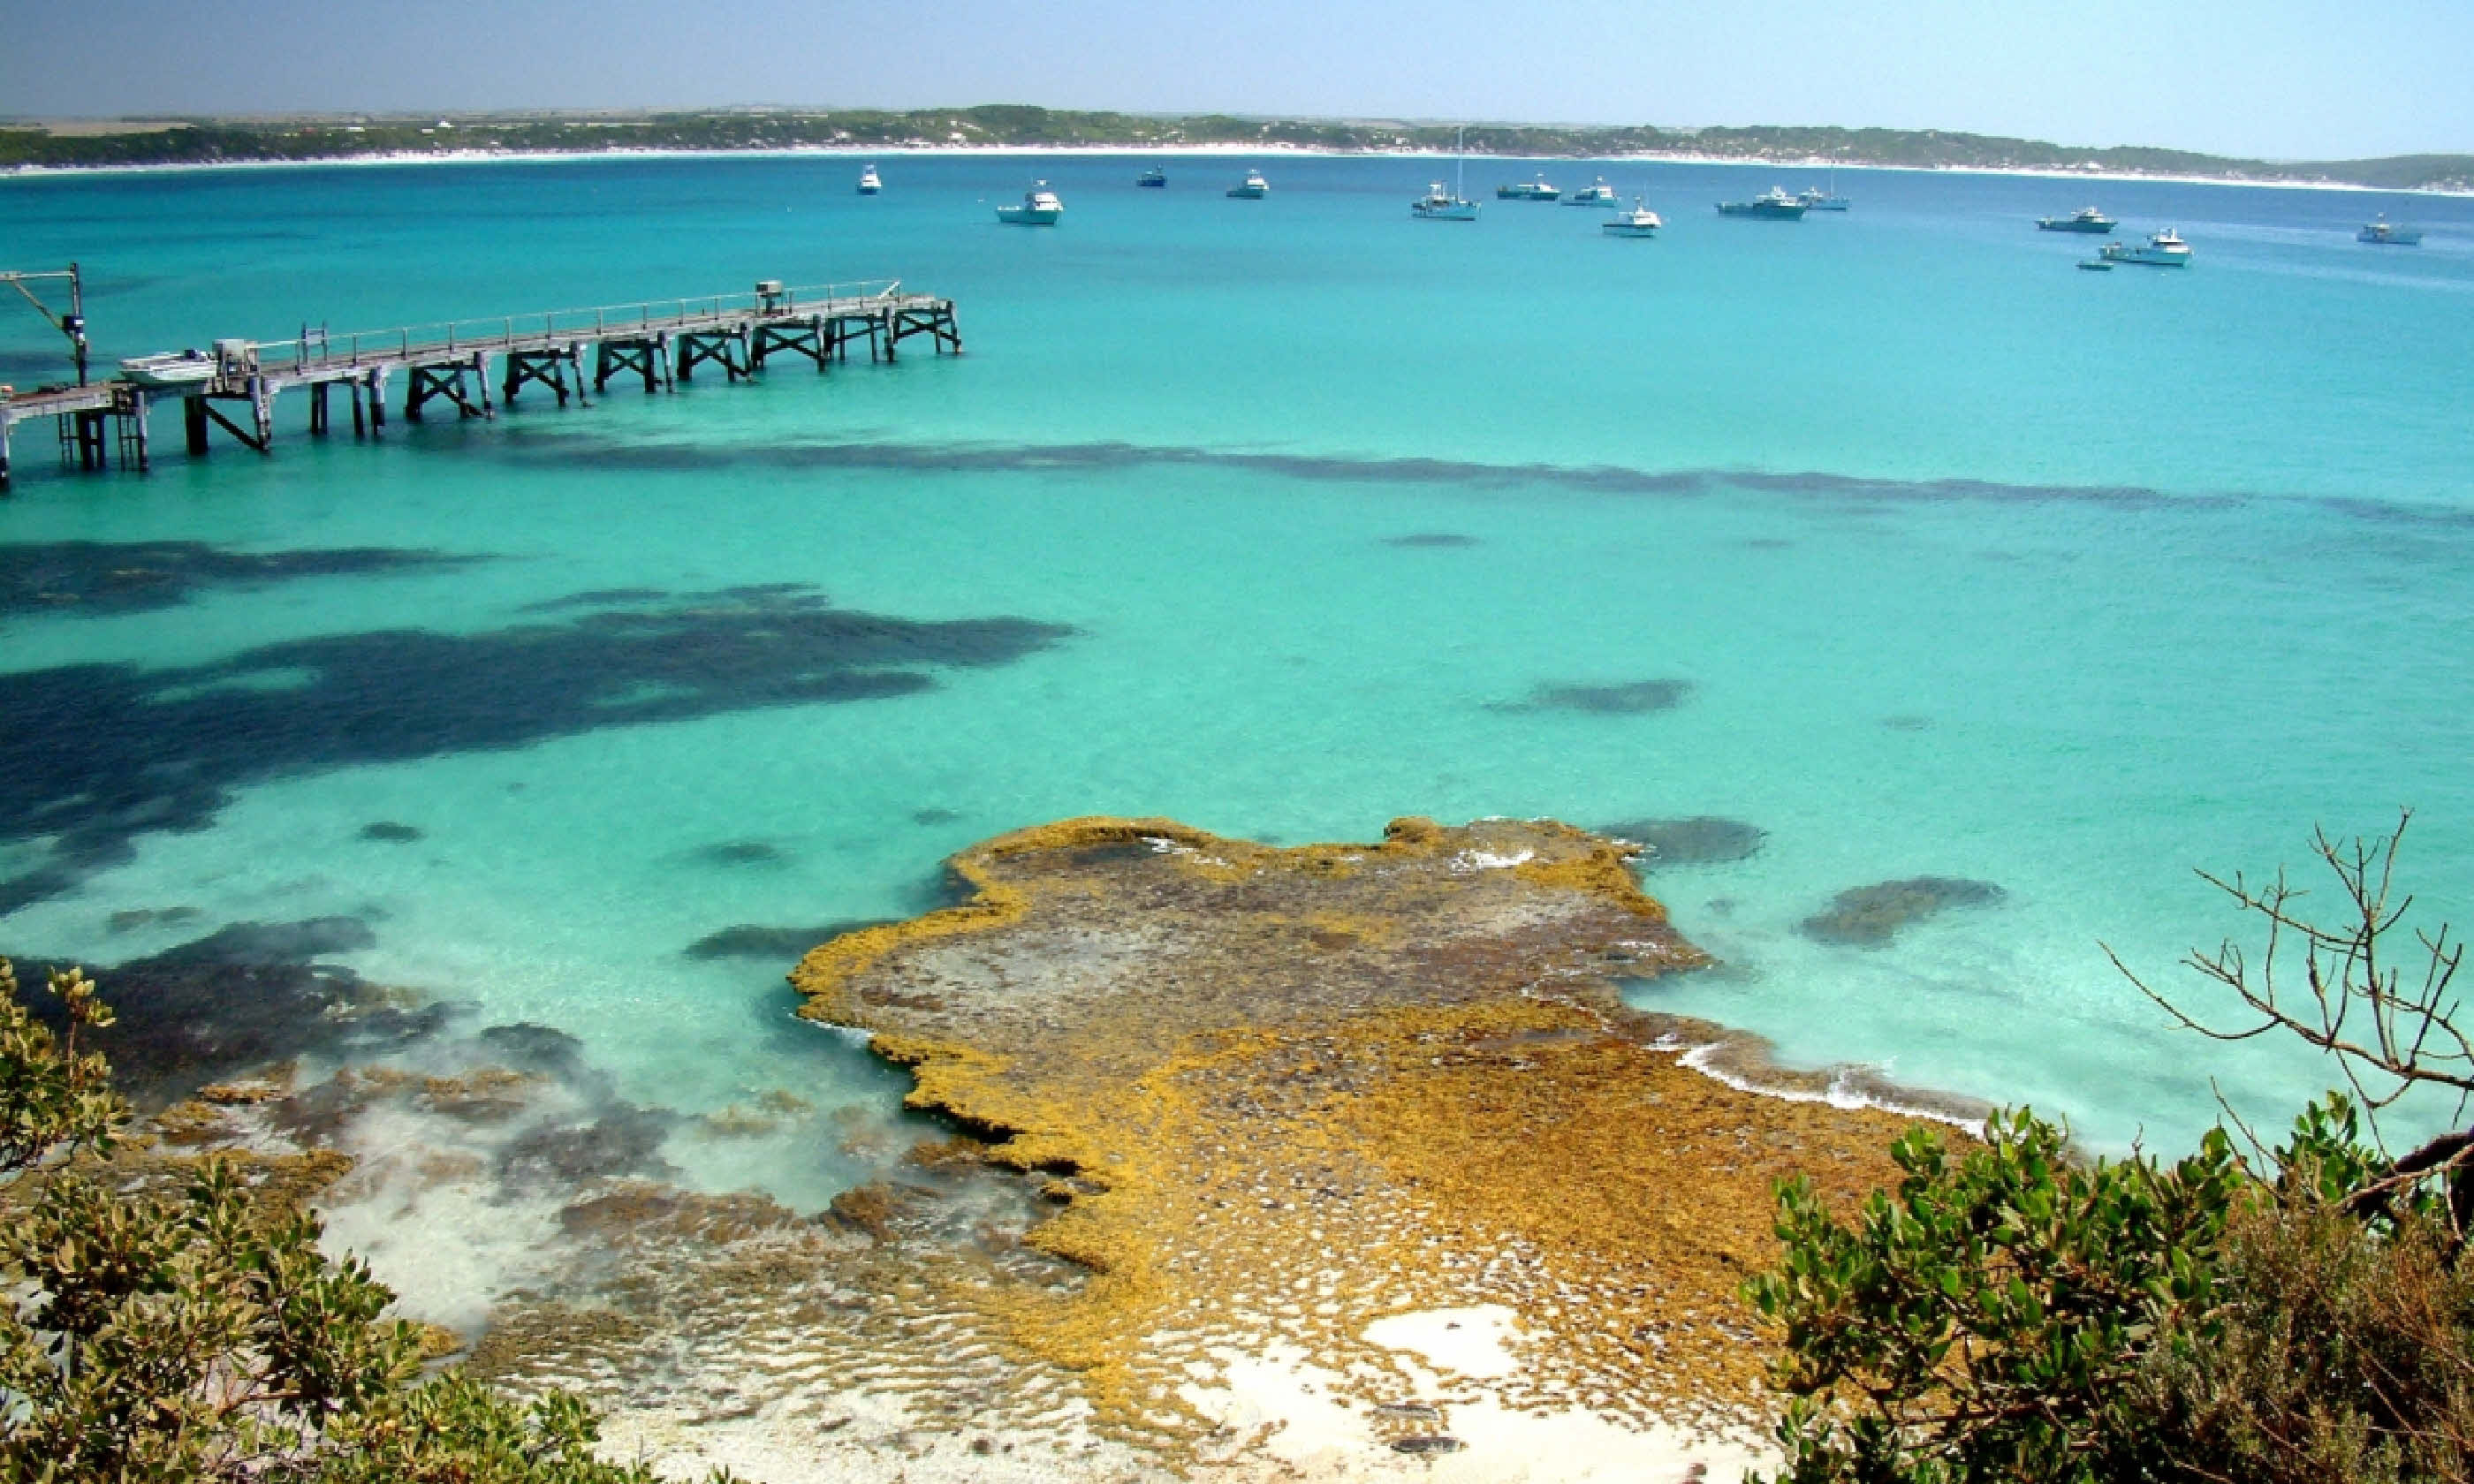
{"left": 5, "top": 141, "right": 2465, "bottom": 196}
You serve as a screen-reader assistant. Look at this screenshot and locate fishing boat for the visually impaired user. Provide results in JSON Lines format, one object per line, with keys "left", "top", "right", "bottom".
{"left": 1716, "top": 186, "right": 1807, "bottom": 219}
{"left": 1413, "top": 127, "right": 1480, "bottom": 221}
{"left": 1136, "top": 165, "right": 1166, "bottom": 188}
{"left": 2358, "top": 215, "right": 2423, "bottom": 246}
{"left": 1797, "top": 166, "right": 1850, "bottom": 210}
{"left": 856, "top": 164, "right": 883, "bottom": 195}
{"left": 118, "top": 349, "right": 217, "bottom": 388}
{"left": 2099, "top": 228, "right": 2192, "bottom": 267}
{"left": 1602, "top": 198, "right": 1662, "bottom": 238}
{"left": 1498, "top": 174, "right": 1560, "bottom": 201}
{"left": 2038, "top": 206, "right": 2116, "bottom": 232}
{"left": 997, "top": 182, "right": 1065, "bottom": 225}
{"left": 1564, "top": 177, "right": 1621, "bottom": 207}
{"left": 1227, "top": 169, "right": 1270, "bottom": 199}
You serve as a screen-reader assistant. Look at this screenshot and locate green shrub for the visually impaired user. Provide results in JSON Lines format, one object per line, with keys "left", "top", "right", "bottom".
{"left": 1749, "top": 820, "right": 2474, "bottom": 1483}
{"left": 0, "top": 958, "right": 738, "bottom": 1484}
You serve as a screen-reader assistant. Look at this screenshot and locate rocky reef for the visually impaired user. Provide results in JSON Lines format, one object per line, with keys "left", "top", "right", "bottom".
{"left": 790, "top": 816, "right": 1924, "bottom": 1458}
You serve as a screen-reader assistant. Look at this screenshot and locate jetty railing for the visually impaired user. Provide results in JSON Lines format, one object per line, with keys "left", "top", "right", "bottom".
{"left": 249, "top": 278, "right": 907, "bottom": 372}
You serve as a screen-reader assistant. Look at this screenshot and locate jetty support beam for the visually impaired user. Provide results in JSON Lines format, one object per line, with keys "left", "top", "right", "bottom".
{"left": 185, "top": 391, "right": 271, "bottom": 455}
{"left": 753, "top": 316, "right": 829, "bottom": 373}
{"left": 595, "top": 334, "right": 671, "bottom": 393}
{"left": 675, "top": 324, "right": 749, "bottom": 383}
{"left": 502, "top": 345, "right": 588, "bottom": 408}
{"left": 885, "top": 300, "right": 963, "bottom": 359}
{"left": 66, "top": 409, "right": 108, "bottom": 470}
{"left": 406, "top": 354, "right": 494, "bottom": 422}
{"left": 116, "top": 388, "right": 148, "bottom": 471}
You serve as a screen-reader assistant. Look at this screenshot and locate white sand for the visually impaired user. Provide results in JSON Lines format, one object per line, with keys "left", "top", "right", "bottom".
{"left": 6, "top": 141, "right": 2463, "bottom": 195}
{"left": 1178, "top": 1306, "right": 1774, "bottom": 1483}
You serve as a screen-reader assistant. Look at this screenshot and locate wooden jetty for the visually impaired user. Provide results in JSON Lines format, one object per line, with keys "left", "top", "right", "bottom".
{"left": 0, "top": 278, "right": 960, "bottom": 494}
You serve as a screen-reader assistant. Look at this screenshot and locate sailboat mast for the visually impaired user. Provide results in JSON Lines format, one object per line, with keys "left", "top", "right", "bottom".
{"left": 1455, "top": 125, "right": 1466, "bottom": 200}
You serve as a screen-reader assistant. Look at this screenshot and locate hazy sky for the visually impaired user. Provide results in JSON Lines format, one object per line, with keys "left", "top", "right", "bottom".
{"left": 3, "top": 0, "right": 2465, "bottom": 160}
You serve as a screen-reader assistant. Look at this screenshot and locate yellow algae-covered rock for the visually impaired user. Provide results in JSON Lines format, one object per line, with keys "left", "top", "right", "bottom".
{"left": 789, "top": 815, "right": 1924, "bottom": 1446}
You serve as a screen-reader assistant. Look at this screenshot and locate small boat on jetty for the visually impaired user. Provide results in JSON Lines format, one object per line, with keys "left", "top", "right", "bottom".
{"left": 1564, "top": 177, "right": 1620, "bottom": 207}
{"left": 998, "top": 182, "right": 1065, "bottom": 225}
{"left": 2358, "top": 215, "right": 2422, "bottom": 246}
{"left": 856, "top": 164, "right": 882, "bottom": 195}
{"left": 1603, "top": 199, "right": 1662, "bottom": 238}
{"left": 1498, "top": 175, "right": 1560, "bottom": 201}
{"left": 2100, "top": 228, "right": 2192, "bottom": 266}
{"left": 118, "top": 349, "right": 217, "bottom": 388}
{"left": 1717, "top": 186, "right": 1807, "bottom": 219}
{"left": 1227, "top": 169, "right": 1270, "bottom": 199}
{"left": 1136, "top": 165, "right": 1166, "bottom": 188}
{"left": 2039, "top": 206, "right": 2116, "bottom": 232}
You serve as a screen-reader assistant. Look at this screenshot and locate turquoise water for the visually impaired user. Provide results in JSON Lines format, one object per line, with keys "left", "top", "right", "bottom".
{"left": 4, "top": 154, "right": 2471, "bottom": 1207}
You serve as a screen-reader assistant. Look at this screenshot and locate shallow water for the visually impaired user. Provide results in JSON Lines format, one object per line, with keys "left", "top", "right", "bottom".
{"left": 3, "top": 153, "right": 2471, "bottom": 1238}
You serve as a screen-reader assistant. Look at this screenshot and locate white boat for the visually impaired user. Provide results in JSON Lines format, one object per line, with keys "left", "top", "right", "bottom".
{"left": 1603, "top": 198, "right": 1662, "bottom": 238}
{"left": 1564, "top": 177, "right": 1621, "bottom": 207}
{"left": 2358, "top": 215, "right": 2423, "bottom": 246}
{"left": 2099, "top": 227, "right": 2193, "bottom": 266}
{"left": 1227, "top": 169, "right": 1270, "bottom": 199}
{"left": 1797, "top": 165, "right": 1850, "bottom": 211}
{"left": 1497, "top": 175, "right": 1560, "bottom": 201}
{"left": 997, "top": 182, "right": 1065, "bottom": 225}
{"left": 857, "top": 164, "right": 883, "bottom": 195}
{"left": 118, "top": 349, "right": 217, "bottom": 388}
{"left": 1414, "top": 126, "right": 1480, "bottom": 221}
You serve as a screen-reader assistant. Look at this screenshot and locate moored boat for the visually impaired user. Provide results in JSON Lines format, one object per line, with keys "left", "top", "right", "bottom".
{"left": 1413, "top": 182, "right": 1479, "bottom": 220}
{"left": 1602, "top": 198, "right": 1662, "bottom": 238}
{"left": 856, "top": 164, "right": 882, "bottom": 195}
{"left": 1797, "top": 167, "right": 1850, "bottom": 210}
{"left": 1716, "top": 186, "right": 1807, "bottom": 219}
{"left": 2357, "top": 215, "right": 2423, "bottom": 246}
{"left": 997, "top": 182, "right": 1065, "bottom": 225}
{"left": 2099, "top": 228, "right": 2192, "bottom": 266}
{"left": 1497, "top": 175, "right": 1560, "bottom": 201}
{"left": 1414, "top": 126, "right": 1481, "bottom": 221}
{"left": 1564, "top": 177, "right": 1620, "bottom": 207}
{"left": 118, "top": 349, "right": 216, "bottom": 388}
{"left": 1136, "top": 165, "right": 1166, "bottom": 188}
{"left": 1227, "top": 169, "right": 1270, "bottom": 199}
{"left": 2039, "top": 206, "right": 2116, "bottom": 232}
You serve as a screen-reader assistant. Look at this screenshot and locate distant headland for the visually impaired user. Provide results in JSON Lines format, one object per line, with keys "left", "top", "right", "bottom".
{"left": 4, "top": 105, "right": 2469, "bottom": 191}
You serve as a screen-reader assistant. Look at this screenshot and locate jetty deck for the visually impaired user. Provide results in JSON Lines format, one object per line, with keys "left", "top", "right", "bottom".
{"left": 0, "top": 277, "right": 960, "bottom": 494}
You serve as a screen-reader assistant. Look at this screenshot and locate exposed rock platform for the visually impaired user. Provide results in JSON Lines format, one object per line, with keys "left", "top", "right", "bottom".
{"left": 792, "top": 815, "right": 1921, "bottom": 1450}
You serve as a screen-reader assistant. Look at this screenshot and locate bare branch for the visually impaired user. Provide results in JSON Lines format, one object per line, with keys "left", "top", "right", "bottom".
{"left": 2119, "top": 812, "right": 2473, "bottom": 1168}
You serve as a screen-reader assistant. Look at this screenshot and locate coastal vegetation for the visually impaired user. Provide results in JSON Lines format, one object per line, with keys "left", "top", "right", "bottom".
{"left": 0, "top": 955, "right": 737, "bottom": 1483}
{"left": 3, "top": 107, "right": 2469, "bottom": 191}
{"left": 9, "top": 815, "right": 2471, "bottom": 1480}
{"left": 1750, "top": 818, "right": 2474, "bottom": 1482}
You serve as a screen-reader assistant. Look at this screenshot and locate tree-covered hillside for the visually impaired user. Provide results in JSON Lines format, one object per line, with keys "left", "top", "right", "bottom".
{"left": 3, "top": 107, "right": 2468, "bottom": 191}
